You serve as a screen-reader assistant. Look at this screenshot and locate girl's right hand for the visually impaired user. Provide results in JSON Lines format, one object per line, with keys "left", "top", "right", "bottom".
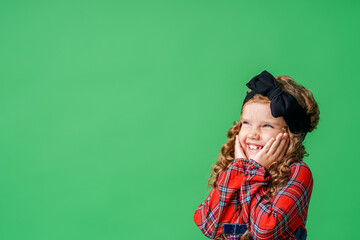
{"left": 235, "top": 134, "right": 247, "bottom": 160}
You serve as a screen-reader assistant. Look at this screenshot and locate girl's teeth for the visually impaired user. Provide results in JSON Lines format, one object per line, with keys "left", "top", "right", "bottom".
{"left": 249, "top": 145, "right": 263, "bottom": 150}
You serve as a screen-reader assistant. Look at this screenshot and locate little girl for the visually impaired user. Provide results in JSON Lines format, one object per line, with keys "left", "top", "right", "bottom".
{"left": 193, "top": 70, "right": 320, "bottom": 240}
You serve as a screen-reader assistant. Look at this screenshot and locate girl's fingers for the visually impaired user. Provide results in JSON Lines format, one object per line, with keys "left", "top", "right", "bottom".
{"left": 268, "top": 133, "right": 283, "bottom": 155}
{"left": 234, "top": 135, "right": 242, "bottom": 159}
{"left": 273, "top": 133, "right": 288, "bottom": 158}
{"left": 235, "top": 134, "right": 247, "bottom": 159}
{"left": 234, "top": 135, "right": 239, "bottom": 155}
{"left": 280, "top": 135, "right": 290, "bottom": 157}
{"left": 238, "top": 135, "right": 246, "bottom": 157}
{"left": 261, "top": 137, "right": 275, "bottom": 153}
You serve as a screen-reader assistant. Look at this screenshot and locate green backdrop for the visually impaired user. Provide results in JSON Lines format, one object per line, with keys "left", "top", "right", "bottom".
{"left": 0, "top": 0, "right": 358, "bottom": 239}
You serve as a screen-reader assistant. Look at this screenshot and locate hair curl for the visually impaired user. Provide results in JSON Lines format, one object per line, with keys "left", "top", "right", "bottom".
{"left": 208, "top": 74, "right": 320, "bottom": 240}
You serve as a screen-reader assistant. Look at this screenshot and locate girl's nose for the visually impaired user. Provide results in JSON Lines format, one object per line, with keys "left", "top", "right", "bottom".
{"left": 248, "top": 128, "right": 260, "bottom": 139}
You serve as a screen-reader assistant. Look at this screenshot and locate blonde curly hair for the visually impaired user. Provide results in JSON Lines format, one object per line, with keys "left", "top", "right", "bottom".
{"left": 208, "top": 74, "right": 320, "bottom": 240}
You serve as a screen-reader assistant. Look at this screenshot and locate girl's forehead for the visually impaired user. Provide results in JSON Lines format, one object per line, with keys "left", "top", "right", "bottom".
{"left": 241, "top": 102, "right": 286, "bottom": 124}
{"left": 242, "top": 102, "right": 271, "bottom": 116}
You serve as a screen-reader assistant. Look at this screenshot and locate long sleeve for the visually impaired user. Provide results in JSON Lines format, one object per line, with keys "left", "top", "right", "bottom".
{"left": 193, "top": 159, "right": 248, "bottom": 238}
{"left": 239, "top": 158, "right": 313, "bottom": 240}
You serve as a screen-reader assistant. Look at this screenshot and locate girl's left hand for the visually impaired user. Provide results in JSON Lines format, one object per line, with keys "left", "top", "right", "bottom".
{"left": 253, "top": 133, "right": 289, "bottom": 170}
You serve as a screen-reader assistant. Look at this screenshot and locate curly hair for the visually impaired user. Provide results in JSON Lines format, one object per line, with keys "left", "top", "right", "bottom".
{"left": 208, "top": 74, "right": 320, "bottom": 240}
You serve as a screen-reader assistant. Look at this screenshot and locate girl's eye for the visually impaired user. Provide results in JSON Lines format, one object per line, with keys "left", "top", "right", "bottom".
{"left": 264, "top": 124, "right": 274, "bottom": 128}
{"left": 242, "top": 121, "right": 250, "bottom": 125}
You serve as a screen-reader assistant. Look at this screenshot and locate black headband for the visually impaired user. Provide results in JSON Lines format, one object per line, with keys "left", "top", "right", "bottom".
{"left": 242, "top": 70, "right": 310, "bottom": 134}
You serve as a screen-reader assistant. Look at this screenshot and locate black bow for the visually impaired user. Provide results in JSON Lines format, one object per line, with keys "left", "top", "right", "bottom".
{"left": 242, "top": 70, "right": 310, "bottom": 134}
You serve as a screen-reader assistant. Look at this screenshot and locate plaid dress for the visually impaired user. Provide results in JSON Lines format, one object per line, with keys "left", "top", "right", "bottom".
{"left": 193, "top": 158, "right": 313, "bottom": 240}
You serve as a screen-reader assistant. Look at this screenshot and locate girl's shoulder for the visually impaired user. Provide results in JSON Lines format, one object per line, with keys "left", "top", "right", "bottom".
{"left": 288, "top": 160, "right": 313, "bottom": 179}
{"left": 289, "top": 160, "right": 311, "bottom": 170}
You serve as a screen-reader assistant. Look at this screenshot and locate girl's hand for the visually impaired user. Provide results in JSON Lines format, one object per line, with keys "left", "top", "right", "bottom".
{"left": 253, "top": 133, "right": 289, "bottom": 170}
{"left": 235, "top": 134, "right": 247, "bottom": 160}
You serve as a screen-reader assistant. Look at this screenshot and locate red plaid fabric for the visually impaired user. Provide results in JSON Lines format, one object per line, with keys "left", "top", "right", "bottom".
{"left": 194, "top": 158, "right": 313, "bottom": 240}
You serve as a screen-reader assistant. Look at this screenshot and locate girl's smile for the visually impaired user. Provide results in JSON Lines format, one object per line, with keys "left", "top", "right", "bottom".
{"left": 239, "top": 102, "right": 287, "bottom": 160}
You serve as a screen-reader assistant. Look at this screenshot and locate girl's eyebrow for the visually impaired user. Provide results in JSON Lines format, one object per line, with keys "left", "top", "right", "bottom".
{"left": 265, "top": 122, "right": 282, "bottom": 127}
{"left": 241, "top": 118, "right": 282, "bottom": 127}
{"left": 263, "top": 121, "right": 282, "bottom": 127}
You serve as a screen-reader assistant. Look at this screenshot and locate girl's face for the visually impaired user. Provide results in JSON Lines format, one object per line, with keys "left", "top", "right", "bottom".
{"left": 239, "top": 102, "right": 288, "bottom": 160}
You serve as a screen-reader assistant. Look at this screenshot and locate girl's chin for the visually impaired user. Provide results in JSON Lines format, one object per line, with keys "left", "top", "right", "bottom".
{"left": 246, "top": 151, "right": 259, "bottom": 159}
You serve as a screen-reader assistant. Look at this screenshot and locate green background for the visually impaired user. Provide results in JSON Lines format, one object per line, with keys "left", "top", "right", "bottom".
{"left": 0, "top": 0, "right": 358, "bottom": 239}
